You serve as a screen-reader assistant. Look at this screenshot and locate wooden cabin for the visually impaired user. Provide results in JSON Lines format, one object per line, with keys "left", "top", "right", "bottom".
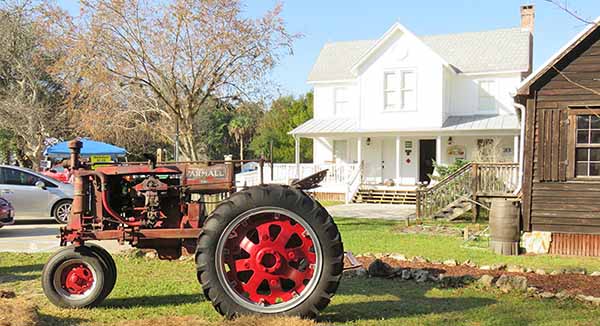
{"left": 515, "top": 20, "right": 600, "bottom": 256}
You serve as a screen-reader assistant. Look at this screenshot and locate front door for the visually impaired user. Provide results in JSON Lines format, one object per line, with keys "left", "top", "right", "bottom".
{"left": 419, "top": 139, "right": 436, "bottom": 183}
{"left": 363, "top": 138, "right": 382, "bottom": 183}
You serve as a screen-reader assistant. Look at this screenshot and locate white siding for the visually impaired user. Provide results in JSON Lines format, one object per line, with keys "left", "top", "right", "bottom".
{"left": 447, "top": 72, "right": 522, "bottom": 116}
{"left": 356, "top": 31, "right": 445, "bottom": 129}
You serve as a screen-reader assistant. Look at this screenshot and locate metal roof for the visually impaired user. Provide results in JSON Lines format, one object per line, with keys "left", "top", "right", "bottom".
{"left": 442, "top": 114, "right": 520, "bottom": 130}
{"left": 289, "top": 115, "right": 519, "bottom": 136}
{"left": 308, "top": 27, "right": 531, "bottom": 82}
{"left": 289, "top": 118, "right": 357, "bottom": 135}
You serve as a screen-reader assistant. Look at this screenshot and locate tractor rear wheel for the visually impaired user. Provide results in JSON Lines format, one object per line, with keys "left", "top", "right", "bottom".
{"left": 196, "top": 184, "right": 343, "bottom": 319}
{"left": 42, "top": 246, "right": 107, "bottom": 308}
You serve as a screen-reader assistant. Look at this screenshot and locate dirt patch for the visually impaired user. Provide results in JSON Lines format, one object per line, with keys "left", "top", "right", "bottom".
{"left": 116, "top": 315, "right": 315, "bottom": 326}
{"left": 392, "top": 224, "right": 463, "bottom": 237}
{"left": 0, "top": 296, "right": 39, "bottom": 326}
{"left": 357, "top": 256, "right": 600, "bottom": 297}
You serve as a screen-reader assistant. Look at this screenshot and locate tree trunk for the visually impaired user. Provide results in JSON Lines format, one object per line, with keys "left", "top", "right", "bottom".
{"left": 178, "top": 116, "right": 200, "bottom": 161}
{"left": 240, "top": 138, "right": 244, "bottom": 161}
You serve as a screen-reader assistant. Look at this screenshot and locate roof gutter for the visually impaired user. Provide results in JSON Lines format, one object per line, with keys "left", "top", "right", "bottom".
{"left": 513, "top": 101, "right": 526, "bottom": 195}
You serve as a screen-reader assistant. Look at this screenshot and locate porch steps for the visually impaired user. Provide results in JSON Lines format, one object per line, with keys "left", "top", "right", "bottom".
{"left": 434, "top": 198, "right": 473, "bottom": 220}
{"left": 353, "top": 188, "right": 417, "bottom": 205}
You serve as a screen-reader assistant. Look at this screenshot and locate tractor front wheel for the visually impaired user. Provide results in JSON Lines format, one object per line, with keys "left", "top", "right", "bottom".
{"left": 42, "top": 246, "right": 108, "bottom": 308}
{"left": 196, "top": 184, "right": 343, "bottom": 319}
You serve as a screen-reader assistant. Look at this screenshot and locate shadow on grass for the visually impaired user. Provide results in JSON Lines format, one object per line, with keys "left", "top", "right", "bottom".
{"left": 38, "top": 313, "right": 87, "bottom": 326}
{"left": 0, "top": 264, "right": 44, "bottom": 282}
{"left": 322, "top": 277, "right": 496, "bottom": 323}
{"left": 103, "top": 293, "right": 206, "bottom": 308}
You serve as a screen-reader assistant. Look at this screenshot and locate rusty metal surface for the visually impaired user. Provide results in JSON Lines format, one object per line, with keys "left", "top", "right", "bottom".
{"left": 549, "top": 233, "right": 600, "bottom": 257}
{"left": 291, "top": 169, "right": 328, "bottom": 190}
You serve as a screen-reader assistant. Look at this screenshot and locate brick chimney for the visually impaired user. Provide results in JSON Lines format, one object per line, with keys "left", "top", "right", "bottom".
{"left": 520, "top": 4, "right": 535, "bottom": 33}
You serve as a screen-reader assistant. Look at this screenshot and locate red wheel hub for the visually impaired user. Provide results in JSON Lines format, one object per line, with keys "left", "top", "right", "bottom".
{"left": 62, "top": 264, "right": 94, "bottom": 295}
{"left": 223, "top": 213, "right": 317, "bottom": 305}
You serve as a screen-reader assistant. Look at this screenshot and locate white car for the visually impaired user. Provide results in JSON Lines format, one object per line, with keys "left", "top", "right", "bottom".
{"left": 0, "top": 165, "right": 73, "bottom": 223}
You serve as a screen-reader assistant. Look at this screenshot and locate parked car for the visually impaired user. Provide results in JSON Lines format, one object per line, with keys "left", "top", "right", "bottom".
{"left": 0, "top": 197, "right": 14, "bottom": 228}
{"left": 41, "top": 165, "right": 71, "bottom": 183}
{"left": 0, "top": 165, "right": 73, "bottom": 223}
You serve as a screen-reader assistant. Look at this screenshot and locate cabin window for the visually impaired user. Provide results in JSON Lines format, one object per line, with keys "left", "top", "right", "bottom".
{"left": 574, "top": 115, "right": 600, "bottom": 177}
{"left": 334, "top": 87, "right": 349, "bottom": 116}
{"left": 384, "top": 70, "right": 416, "bottom": 111}
{"left": 478, "top": 80, "right": 496, "bottom": 112}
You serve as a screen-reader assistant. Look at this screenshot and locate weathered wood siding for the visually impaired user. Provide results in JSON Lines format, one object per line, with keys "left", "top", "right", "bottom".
{"left": 524, "top": 27, "right": 600, "bottom": 235}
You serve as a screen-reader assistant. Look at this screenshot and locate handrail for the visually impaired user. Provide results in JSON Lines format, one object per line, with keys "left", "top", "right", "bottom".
{"left": 416, "top": 162, "right": 519, "bottom": 220}
{"left": 424, "top": 162, "right": 473, "bottom": 193}
{"left": 345, "top": 162, "right": 363, "bottom": 204}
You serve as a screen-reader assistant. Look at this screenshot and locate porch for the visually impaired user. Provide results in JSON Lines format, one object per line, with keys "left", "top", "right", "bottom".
{"left": 297, "top": 134, "right": 519, "bottom": 186}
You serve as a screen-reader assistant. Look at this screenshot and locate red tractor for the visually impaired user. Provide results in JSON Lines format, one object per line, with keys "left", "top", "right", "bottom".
{"left": 41, "top": 140, "right": 343, "bottom": 318}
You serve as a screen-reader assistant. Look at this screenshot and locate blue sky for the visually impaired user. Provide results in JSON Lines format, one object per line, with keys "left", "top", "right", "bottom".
{"left": 57, "top": 0, "right": 599, "bottom": 96}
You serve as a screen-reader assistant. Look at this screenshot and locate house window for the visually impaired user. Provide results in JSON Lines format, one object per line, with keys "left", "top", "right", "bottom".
{"left": 333, "top": 140, "right": 348, "bottom": 163}
{"left": 384, "top": 70, "right": 416, "bottom": 111}
{"left": 479, "top": 80, "right": 496, "bottom": 112}
{"left": 574, "top": 115, "right": 600, "bottom": 177}
{"left": 334, "top": 87, "right": 349, "bottom": 116}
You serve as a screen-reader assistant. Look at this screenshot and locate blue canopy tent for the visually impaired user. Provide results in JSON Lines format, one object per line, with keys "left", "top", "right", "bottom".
{"left": 44, "top": 139, "right": 127, "bottom": 159}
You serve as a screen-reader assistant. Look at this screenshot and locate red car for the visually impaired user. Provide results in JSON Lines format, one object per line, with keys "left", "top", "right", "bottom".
{"left": 42, "top": 166, "right": 71, "bottom": 183}
{"left": 0, "top": 197, "right": 15, "bottom": 228}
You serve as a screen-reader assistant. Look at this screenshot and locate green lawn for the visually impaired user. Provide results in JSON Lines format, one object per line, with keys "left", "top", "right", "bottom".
{"left": 1, "top": 217, "right": 599, "bottom": 325}
{"left": 336, "top": 217, "right": 600, "bottom": 272}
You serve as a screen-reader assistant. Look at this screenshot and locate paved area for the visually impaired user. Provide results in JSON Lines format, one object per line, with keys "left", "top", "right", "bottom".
{"left": 0, "top": 220, "right": 129, "bottom": 253}
{"left": 326, "top": 203, "right": 416, "bottom": 220}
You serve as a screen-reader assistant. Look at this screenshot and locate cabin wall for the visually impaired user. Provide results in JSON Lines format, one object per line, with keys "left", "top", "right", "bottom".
{"left": 524, "top": 27, "right": 600, "bottom": 235}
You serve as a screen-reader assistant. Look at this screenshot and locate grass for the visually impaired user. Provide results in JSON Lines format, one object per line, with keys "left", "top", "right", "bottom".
{"left": 336, "top": 217, "right": 600, "bottom": 272}
{"left": 1, "top": 217, "right": 599, "bottom": 325}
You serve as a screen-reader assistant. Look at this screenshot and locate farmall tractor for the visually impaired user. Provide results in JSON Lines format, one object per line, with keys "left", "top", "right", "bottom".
{"left": 41, "top": 140, "right": 344, "bottom": 318}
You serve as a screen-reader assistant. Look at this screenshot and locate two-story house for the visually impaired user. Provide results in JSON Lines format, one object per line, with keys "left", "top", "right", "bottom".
{"left": 289, "top": 6, "right": 534, "bottom": 198}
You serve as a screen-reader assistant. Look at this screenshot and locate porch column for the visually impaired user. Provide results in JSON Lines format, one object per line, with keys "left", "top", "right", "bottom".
{"left": 357, "top": 137, "right": 362, "bottom": 165}
{"left": 395, "top": 136, "right": 401, "bottom": 180}
{"left": 436, "top": 136, "right": 442, "bottom": 165}
{"left": 513, "top": 135, "right": 519, "bottom": 163}
{"left": 294, "top": 136, "right": 300, "bottom": 178}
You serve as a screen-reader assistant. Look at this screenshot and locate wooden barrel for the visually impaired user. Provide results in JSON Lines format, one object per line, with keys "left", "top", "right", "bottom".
{"left": 489, "top": 198, "right": 520, "bottom": 255}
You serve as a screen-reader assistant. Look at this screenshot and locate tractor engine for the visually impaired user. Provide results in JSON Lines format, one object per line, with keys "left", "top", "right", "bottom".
{"left": 129, "top": 175, "right": 172, "bottom": 228}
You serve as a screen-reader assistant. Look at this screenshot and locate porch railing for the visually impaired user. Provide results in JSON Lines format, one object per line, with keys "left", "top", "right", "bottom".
{"left": 416, "top": 162, "right": 519, "bottom": 219}
{"left": 235, "top": 163, "right": 359, "bottom": 188}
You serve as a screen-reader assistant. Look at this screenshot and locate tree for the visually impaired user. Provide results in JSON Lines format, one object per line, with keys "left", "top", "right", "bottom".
{"left": 0, "top": 2, "right": 70, "bottom": 169}
{"left": 49, "top": 0, "right": 297, "bottom": 161}
{"left": 227, "top": 102, "right": 262, "bottom": 160}
{"left": 251, "top": 92, "right": 313, "bottom": 163}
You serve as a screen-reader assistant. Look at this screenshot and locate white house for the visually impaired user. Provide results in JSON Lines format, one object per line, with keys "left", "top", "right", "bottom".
{"left": 237, "top": 6, "right": 534, "bottom": 202}
{"left": 289, "top": 6, "right": 532, "bottom": 188}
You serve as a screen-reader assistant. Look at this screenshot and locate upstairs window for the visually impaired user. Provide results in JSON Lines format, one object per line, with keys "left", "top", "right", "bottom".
{"left": 334, "top": 87, "right": 349, "bottom": 116}
{"left": 479, "top": 80, "right": 496, "bottom": 112}
{"left": 384, "top": 70, "right": 416, "bottom": 111}
{"left": 575, "top": 114, "right": 600, "bottom": 177}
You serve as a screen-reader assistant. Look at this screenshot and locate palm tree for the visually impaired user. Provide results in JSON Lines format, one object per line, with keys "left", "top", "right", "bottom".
{"left": 228, "top": 116, "right": 252, "bottom": 160}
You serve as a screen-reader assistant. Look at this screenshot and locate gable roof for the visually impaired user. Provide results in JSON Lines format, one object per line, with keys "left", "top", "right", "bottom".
{"left": 517, "top": 18, "right": 600, "bottom": 96}
{"left": 350, "top": 23, "right": 452, "bottom": 75}
{"left": 308, "top": 27, "right": 531, "bottom": 82}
